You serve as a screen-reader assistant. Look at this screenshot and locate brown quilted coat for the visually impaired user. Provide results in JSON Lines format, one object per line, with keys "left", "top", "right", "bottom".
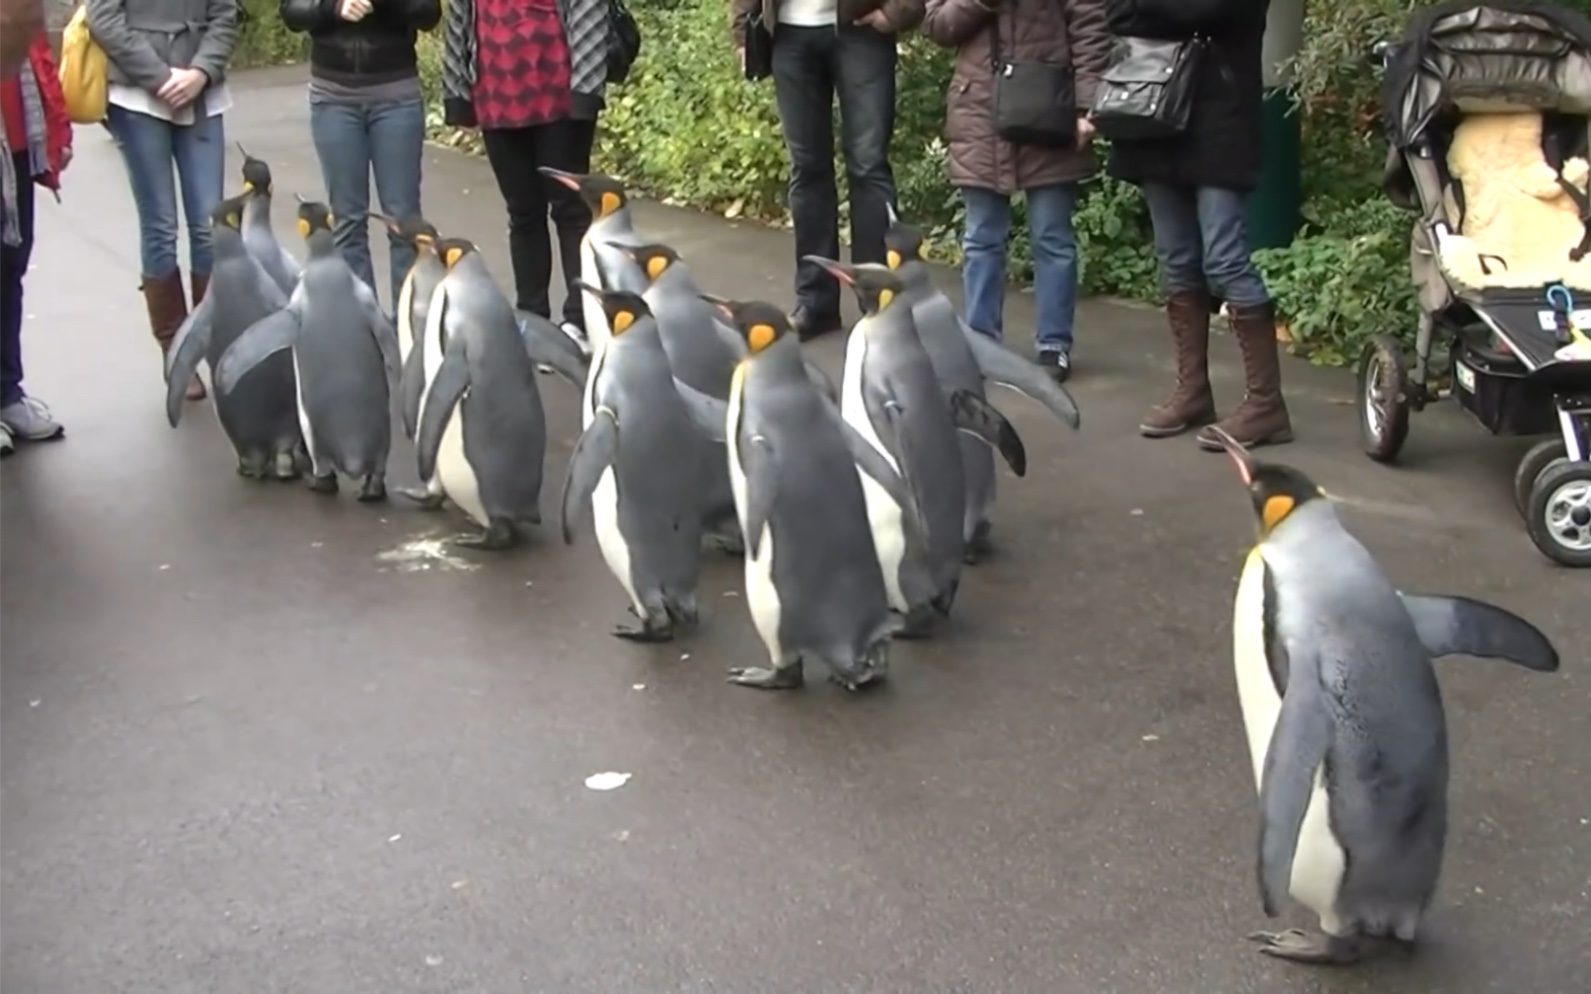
{"left": 922, "top": 0, "right": 1111, "bottom": 195}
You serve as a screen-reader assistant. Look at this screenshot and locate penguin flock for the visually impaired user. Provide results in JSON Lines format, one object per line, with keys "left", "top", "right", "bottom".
{"left": 162, "top": 149, "right": 1567, "bottom": 967}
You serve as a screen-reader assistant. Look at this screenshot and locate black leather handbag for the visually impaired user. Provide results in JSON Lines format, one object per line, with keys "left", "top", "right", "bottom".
{"left": 743, "top": 10, "right": 773, "bottom": 82}
{"left": 1089, "top": 35, "right": 1207, "bottom": 142}
{"left": 989, "top": 9, "right": 1077, "bottom": 149}
{"left": 607, "top": 0, "right": 642, "bottom": 84}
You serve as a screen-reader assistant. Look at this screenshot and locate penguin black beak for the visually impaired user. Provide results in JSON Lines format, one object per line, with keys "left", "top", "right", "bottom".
{"left": 538, "top": 166, "right": 583, "bottom": 191}
{"left": 573, "top": 280, "right": 605, "bottom": 300}
{"left": 1208, "top": 426, "right": 1255, "bottom": 487}
{"left": 698, "top": 293, "right": 735, "bottom": 320}
{"left": 293, "top": 192, "right": 309, "bottom": 205}
{"left": 803, "top": 255, "right": 856, "bottom": 286}
{"left": 236, "top": 141, "right": 252, "bottom": 160}
{"left": 885, "top": 201, "right": 899, "bottom": 226}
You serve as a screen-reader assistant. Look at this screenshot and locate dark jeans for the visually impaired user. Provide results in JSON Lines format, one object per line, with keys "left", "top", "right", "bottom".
{"left": 1140, "top": 182, "right": 1270, "bottom": 308}
{"left": 771, "top": 24, "right": 898, "bottom": 319}
{"left": 481, "top": 118, "right": 597, "bottom": 329}
{"left": 1, "top": 151, "right": 35, "bottom": 408}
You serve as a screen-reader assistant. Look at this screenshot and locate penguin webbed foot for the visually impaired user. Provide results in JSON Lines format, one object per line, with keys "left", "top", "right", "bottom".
{"left": 704, "top": 527, "right": 745, "bottom": 557}
{"left": 396, "top": 486, "right": 447, "bottom": 510}
{"left": 307, "top": 472, "right": 339, "bottom": 495}
{"left": 1246, "top": 929, "right": 1400, "bottom": 966}
{"left": 727, "top": 659, "right": 804, "bottom": 690}
{"left": 963, "top": 520, "right": 993, "bottom": 565}
{"left": 236, "top": 457, "right": 271, "bottom": 481}
{"left": 893, "top": 606, "right": 938, "bottom": 640}
{"left": 356, "top": 474, "right": 387, "bottom": 503}
{"left": 612, "top": 619, "right": 675, "bottom": 644}
{"left": 272, "top": 449, "right": 302, "bottom": 481}
{"left": 456, "top": 518, "right": 520, "bottom": 550}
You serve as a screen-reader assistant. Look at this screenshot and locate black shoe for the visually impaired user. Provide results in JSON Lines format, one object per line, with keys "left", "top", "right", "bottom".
{"left": 791, "top": 305, "right": 844, "bottom": 342}
{"left": 1037, "top": 349, "right": 1072, "bottom": 382}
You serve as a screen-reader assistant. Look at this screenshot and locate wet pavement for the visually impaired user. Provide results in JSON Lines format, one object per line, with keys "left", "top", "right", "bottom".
{"left": 2, "top": 67, "right": 1588, "bottom": 993}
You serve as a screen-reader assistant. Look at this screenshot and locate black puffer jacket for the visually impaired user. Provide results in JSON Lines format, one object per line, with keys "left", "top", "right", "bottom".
{"left": 1102, "top": 0, "right": 1268, "bottom": 192}
{"left": 280, "top": 0, "right": 442, "bottom": 86}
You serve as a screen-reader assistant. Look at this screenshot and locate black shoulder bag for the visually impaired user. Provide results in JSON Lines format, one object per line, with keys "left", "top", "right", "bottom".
{"left": 743, "top": 9, "right": 774, "bottom": 82}
{"left": 606, "top": 0, "right": 643, "bottom": 85}
{"left": 989, "top": 2, "right": 1078, "bottom": 149}
{"left": 1088, "top": 34, "right": 1207, "bottom": 142}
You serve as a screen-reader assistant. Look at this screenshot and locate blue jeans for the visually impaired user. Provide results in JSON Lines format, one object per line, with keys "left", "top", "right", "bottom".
{"left": 309, "top": 96, "right": 425, "bottom": 309}
{"left": 772, "top": 24, "right": 898, "bottom": 318}
{"left": 960, "top": 183, "right": 1079, "bottom": 354}
{"left": 106, "top": 103, "right": 226, "bottom": 278}
{"left": 1, "top": 151, "right": 35, "bottom": 407}
{"left": 1140, "top": 182, "right": 1269, "bottom": 307}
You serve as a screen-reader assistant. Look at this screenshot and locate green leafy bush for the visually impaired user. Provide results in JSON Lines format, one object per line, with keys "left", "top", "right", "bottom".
{"left": 235, "top": 0, "right": 309, "bottom": 68}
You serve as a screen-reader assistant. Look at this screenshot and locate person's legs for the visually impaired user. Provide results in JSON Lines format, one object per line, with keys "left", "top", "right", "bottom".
{"left": 534, "top": 116, "right": 597, "bottom": 332}
{"left": 834, "top": 25, "right": 897, "bottom": 269}
{"left": 958, "top": 185, "right": 1011, "bottom": 342}
{"left": 171, "top": 105, "right": 226, "bottom": 300}
{"left": 1026, "top": 182, "right": 1080, "bottom": 376}
{"left": 1193, "top": 186, "right": 1292, "bottom": 449}
{"left": 482, "top": 127, "right": 554, "bottom": 319}
{"left": 367, "top": 95, "right": 427, "bottom": 309}
{"left": 772, "top": 25, "right": 841, "bottom": 335}
{"left": 0, "top": 149, "right": 59, "bottom": 442}
{"left": 310, "top": 99, "right": 378, "bottom": 297}
{"left": 1138, "top": 181, "right": 1216, "bottom": 437}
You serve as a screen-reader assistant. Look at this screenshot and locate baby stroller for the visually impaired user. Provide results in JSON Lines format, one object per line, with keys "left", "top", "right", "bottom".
{"left": 1360, "top": 0, "right": 1591, "bottom": 567}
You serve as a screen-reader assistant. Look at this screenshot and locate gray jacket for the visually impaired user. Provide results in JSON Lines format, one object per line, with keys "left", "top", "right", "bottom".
{"left": 86, "top": 0, "right": 239, "bottom": 93}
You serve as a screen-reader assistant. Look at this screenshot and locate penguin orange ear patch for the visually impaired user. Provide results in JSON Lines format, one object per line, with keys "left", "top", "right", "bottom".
{"left": 296, "top": 218, "right": 311, "bottom": 239}
{"left": 443, "top": 246, "right": 465, "bottom": 268}
{"left": 226, "top": 212, "right": 241, "bottom": 229}
{"left": 1261, "top": 494, "right": 1295, "bottom": 532}
{"left": 611, "top": 310, "right": 636, "bottom": 334}
{"left": 599, "top": 191, "right": 622, "bottom": 217}
{"left": 645, "top": 255, "right": 669, "bottom": 281}
{"left": 885, "top": 249, "right": 901, "bottom": 270}
{"left": 877, "top": 288, "right": 895, "bottom": 310}
{"left": 746, "top": 322, "right": 777, "bottom": 353}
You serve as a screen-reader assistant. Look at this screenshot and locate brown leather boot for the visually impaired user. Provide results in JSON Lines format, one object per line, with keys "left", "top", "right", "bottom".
{"left": 142, "top": 270, "right": 206, "bottom": 401}
{"left": 1139, "top": 288, "right": 1217, "bottom": 437}
{"left": 1197, "top": 301, "right": 1294, "bottom": 451}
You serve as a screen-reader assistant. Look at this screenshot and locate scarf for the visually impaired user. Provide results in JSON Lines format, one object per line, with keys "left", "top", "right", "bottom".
{"left": 443, "top": 0, "right": 611, "bottom": 122}
{"left": 0, "top": 61, "right": 48, "bottom": 248}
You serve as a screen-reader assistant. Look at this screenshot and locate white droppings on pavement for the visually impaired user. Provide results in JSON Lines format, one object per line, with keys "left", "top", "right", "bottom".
{"left": 1141, "top": 734, "right": 1159, "bottom": 742}
{"left": 388, "top": 834, "right": 403, "bottom": 843}
{"left": 376, "top": 536, "right": 480, "bottom": 573}
{"left": 425, "top": 954, "right": 444, "bottom": 966}
{"left": 632, "top": 683, "right": 645, "bottom": 690}
{"left": 584, "top": 772, "right": 631, "bottom": 791}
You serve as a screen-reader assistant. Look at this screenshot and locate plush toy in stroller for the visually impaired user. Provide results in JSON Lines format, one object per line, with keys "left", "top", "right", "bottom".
{"left": 1360, "top": 0, "right": 1591, "bottom": 567}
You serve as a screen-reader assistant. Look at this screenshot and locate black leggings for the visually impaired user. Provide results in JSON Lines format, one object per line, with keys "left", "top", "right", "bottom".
{"left": 481, "top": 118, "right": 597, "bottom": 328}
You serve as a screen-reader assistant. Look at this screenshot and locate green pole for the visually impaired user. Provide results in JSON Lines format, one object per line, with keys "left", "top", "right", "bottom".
{"left": 1246, "top": 0, "right": 1305, "bottom": 251}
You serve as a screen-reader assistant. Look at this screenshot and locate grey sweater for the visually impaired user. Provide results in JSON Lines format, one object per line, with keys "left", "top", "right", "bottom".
{"left": 86, "top": 0, "right": 239, "bottom": 93}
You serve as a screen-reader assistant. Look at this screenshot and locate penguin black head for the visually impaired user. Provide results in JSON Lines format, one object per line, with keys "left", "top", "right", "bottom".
{"left": 433, "top": 237, "right": 478, "bottom": 269}
{"left": 294, "top": 197, "right": 335, "bottom": 240}
{"left": 621, "top": 242, "right": 682, "bottom": 285}
{"left": 237, "top": 143, "right": 272, "bottom": 196}
{"left": 577, "top": 282, "right": 653, "bottom": 336}
{"left": 805, "top": 256, "right": 904, "bottom": 316}
{"left": 210, "top": 193, "right": 247, "bottom": 233}
{"left": 539, "top": 167, "right": 628, "bottom": 219}
{"left": 1210, "top": 427, "right": 1325, "bottom": 537}
{"left": 701, "top": 296, "right": 791, "bottom": 355}
{"left": 883, "top": 221, "right": 928, "bottom": 270}
{"left": 371, "top": 212, "right": 439, "bottom": 252}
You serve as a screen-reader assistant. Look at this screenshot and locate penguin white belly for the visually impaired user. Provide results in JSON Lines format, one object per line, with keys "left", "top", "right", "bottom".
{"left": 435, "top": 398, "right": 486, "bottom": 526}
{"left": 1233, "top": 547, "right": 1349, "bottom": 936}
{"left": 727, "top": 372, "right": 782, "bottom": 663}
{"left": 396, "top": 270, "right": 416, "bottom": 360}
{"left": 591, "top": 466, "right": 642, "bottom": 613}
{"left": 579, "top": 238, "right": 610, "bottom": 353}
{"left": 839, "top": 329, "right": 908, "bottom": 611}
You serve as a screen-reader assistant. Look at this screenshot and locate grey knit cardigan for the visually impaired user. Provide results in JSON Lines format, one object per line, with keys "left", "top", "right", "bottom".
{"left": 442, "top": 0, "right": 611, "bottom": 127}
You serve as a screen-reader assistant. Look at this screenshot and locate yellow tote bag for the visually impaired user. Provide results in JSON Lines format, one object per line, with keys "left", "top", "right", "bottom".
{"left": 58, "top": 6, "right": 109, "bottom": 124}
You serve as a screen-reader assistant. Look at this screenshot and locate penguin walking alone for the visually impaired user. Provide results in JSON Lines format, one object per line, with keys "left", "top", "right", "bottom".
{"left": 882, "top": 212, "right": 1081, "bottom": 562}
{"left": 537, "top": 168, "right": 649, "bottom": 355}
{"left": 561, "top": 286, "right": 708, "bottom": 640}
{"left": 403, "top": 238, "right": 587, "bottom": 548}
{"left": 235, "top": 145, "right": 302, "bottom": 295}
{"left": 813, "top": 256, "right": 1026, "bottom": 637}
{"left": 165, "top": 195, "right": 307, "bottom": 481}
{"left": 671, "top": 300, "right": 935, "bottom": 691}
{"left": 215, "top": 199, "right": 403, "bottom": 503}
{"left": 1212, "top": 427, "right": 1560, "bottom": 965}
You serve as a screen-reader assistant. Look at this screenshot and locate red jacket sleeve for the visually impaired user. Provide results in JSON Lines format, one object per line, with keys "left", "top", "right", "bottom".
{"left": 26, "top": 34, "right": 70, "bottom": 189}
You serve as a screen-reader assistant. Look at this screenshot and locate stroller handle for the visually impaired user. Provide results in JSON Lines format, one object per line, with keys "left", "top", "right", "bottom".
{"left": 1369, "top": 40, "right": 1397, "bottom": 70}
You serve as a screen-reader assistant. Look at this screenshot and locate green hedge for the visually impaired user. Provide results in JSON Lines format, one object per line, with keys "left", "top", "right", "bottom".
{"left": 239, "top": 0, "right": 1591, "bottom": 367}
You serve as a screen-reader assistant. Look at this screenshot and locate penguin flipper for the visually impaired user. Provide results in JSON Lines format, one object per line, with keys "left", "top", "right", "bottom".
{"left": 516, "top": 308, "right": 590, "bottom": 387}
{"left": 825, "top": 399, "right": 931, "bottom": 556}
{"left": 802, "top": 359, "right": 838, "bottom": 404}
{"left": 215, "top": 305, "right": 302, "bottom": 396}
{"left": 165, "top": 296, "right": 214, "bottom": 428}
{"left": 559, "top": 406, "right": 619, "bottom": 545}
{"left": 272, "top": 246, "right": 302, "bottom": 293}
{"left": 356, "top": 280, "right": 403, "bottom": 393}
{"left": 415, "top": 340, "right": 470, "bottom": 483}
{"left": 948, "top": 389, "right": 1027, "bottom": 477}
{"left": 399, "top": 338, "right": 427, "bottom": 442}
{"left": 963, "top": 320, "right": 1082, "bottom": 430}
{"left": 1257, "top": 654, "right": 1332, "bottom": 918}
{"left": 671, "top": 376, "right": 729, "bottom": 443}
{"left": 1398, "top": 593, "right": 1560, "bottom": 672}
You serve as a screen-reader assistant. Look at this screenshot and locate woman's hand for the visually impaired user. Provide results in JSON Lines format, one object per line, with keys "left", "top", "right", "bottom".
{"left": 856, "top": 9, "right": 895, "bottom": 33}
{"left": 1077, "top": 115, "right": 1097, "bottom": 147}
{"left": 156, "top": 67, "right": 208, "bottom": 108}
{"left": 339, "top": 0, "right": 373, "bottom": 21}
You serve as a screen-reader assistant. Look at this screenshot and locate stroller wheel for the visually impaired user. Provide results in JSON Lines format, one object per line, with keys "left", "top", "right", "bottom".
{"left": 1356, "top": 335, "right": 1411, "bottom": 463}
{"left": 1524, "top": 460, "right": 1591, "bottom": 568}
{"left": 1513, "top": 438, "right": 1569, "bottom": 519}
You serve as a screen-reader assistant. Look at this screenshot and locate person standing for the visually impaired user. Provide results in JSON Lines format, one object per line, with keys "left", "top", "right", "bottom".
{"left": 281, "top": 0, "right": 441, "bottom": 312}
{"left": 0, "top": 29, "right": 73, "bottom": 456}
{"left": 88, "top": 0, "right": 238, "bottom": 404}
{"left": 1103, "top": 0, "right": 1293, "bottom": 450}
{"left": 441, "top": 0, "right": 610, "bottom": 352}
{"left": 731, "top": 0, "right": 925, "bottom": 341}
{"left": 923, "top": 0, "right": 1109, "bottom": 382}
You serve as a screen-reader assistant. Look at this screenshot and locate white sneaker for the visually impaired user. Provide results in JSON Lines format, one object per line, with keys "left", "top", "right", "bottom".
{"left": 0, "top": 422, "right": 14, "bottom": 457}
{"left": 561, "top": 321, "right": 592, "bottom": 357}
{"left": 0, "top": 396, "right": 65, "bottom": 442}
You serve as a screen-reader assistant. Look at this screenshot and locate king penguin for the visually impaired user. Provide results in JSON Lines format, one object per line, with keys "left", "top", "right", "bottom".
{"left": 670, "top": 299, "right": 935, "bottom": 691}
{"left": 235, "top": 145, "right": 302, "bottom": 295}
{"left": 1213, "top": 427, "right": 1560, "bottom": 965}
{"left": 165, "top": 194, "right": 306, "bottom": 480}
{"left": 883, "top": 208, "right": 1081, "bottom": 562}
{"left": 404, "top": 237, "right": 586, "bottom": 548}
{"left": 215, "top": 199, "right": 403, "bottom": 502}
{"left": 561, "top": 285, "right": 707, "bottom": 639}
{"left": 814, "top": 256, "right": 1026, "bottom": 637}
{"left": 537, "top": 168, "right": 649, "bottom": 355}
{"left": 370, "top": 212, "right": 442, "bottom": 366}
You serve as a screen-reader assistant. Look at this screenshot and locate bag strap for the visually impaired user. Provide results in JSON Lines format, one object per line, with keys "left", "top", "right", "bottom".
{"left": 988, "top": 0, "right": 1007, "bottom": 71}
{"left": 1553, "top": 166, "right": 1591, "bottom": 261}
